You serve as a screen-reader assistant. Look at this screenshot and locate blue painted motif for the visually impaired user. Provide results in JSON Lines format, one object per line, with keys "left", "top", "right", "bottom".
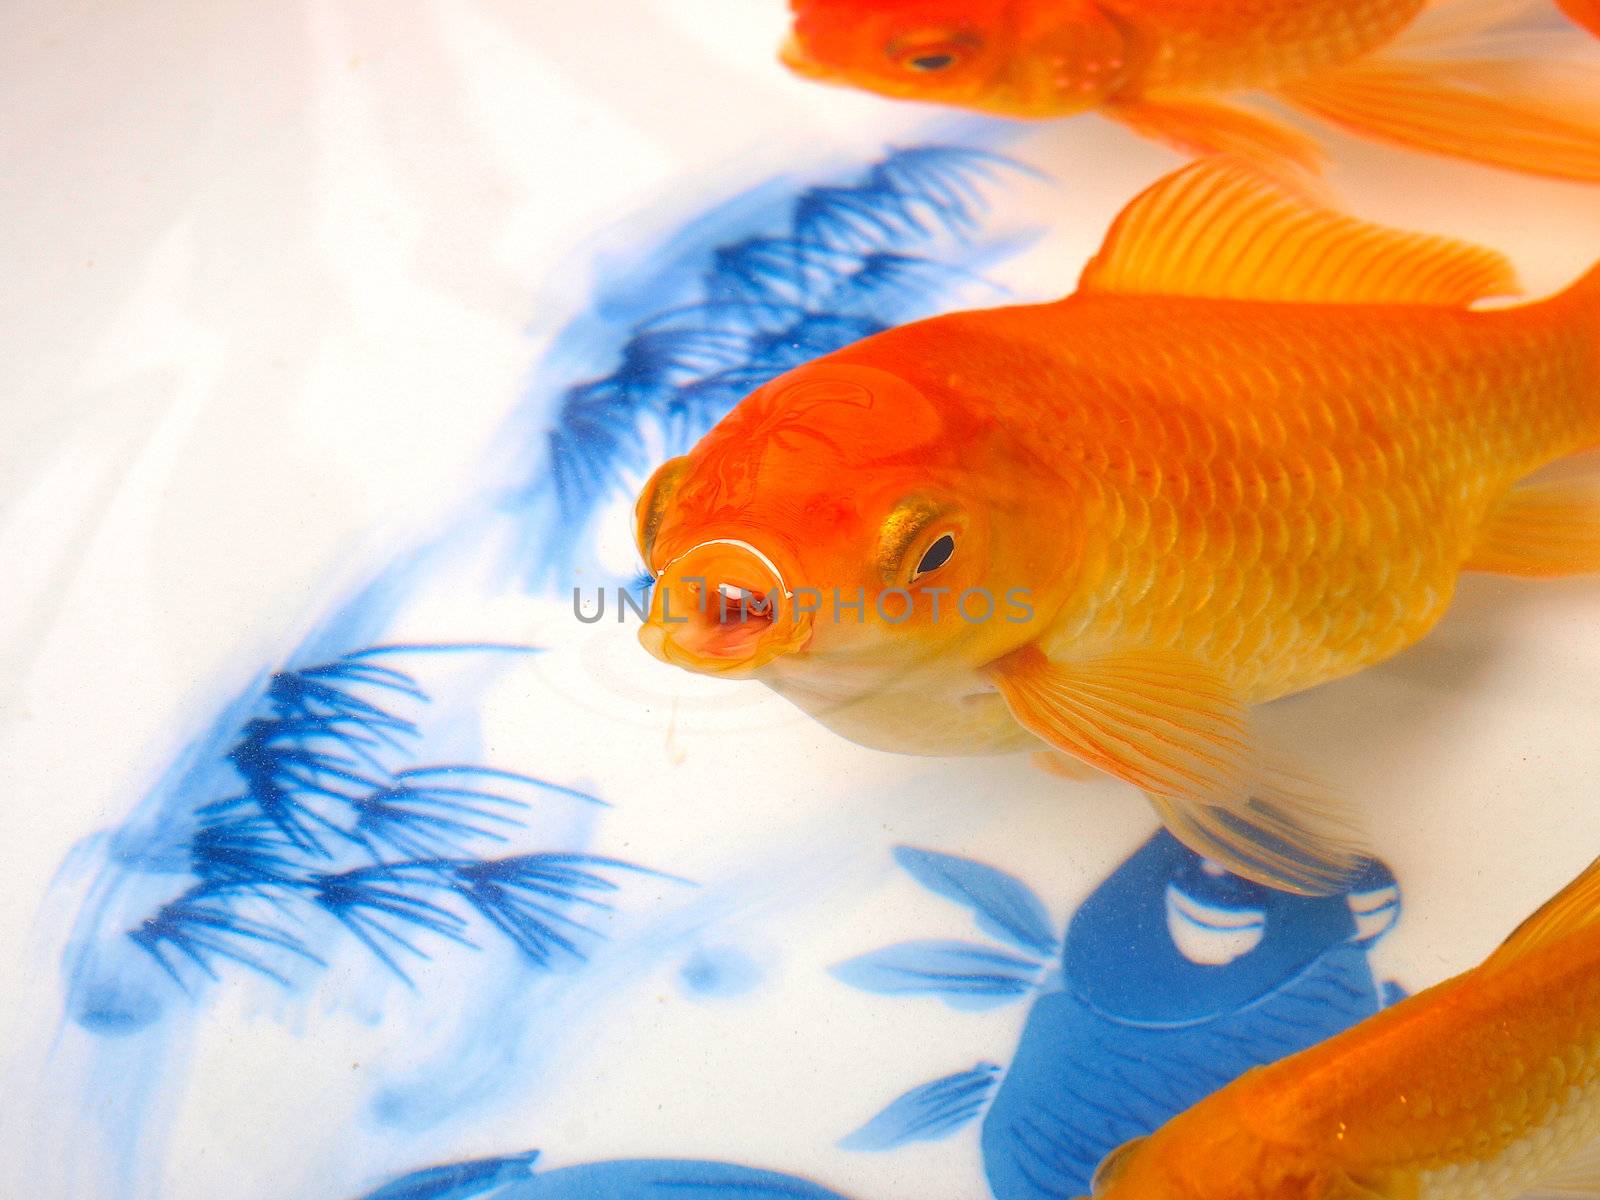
{"left": 678, "top": 945, "right": 765, "bottom": 998}
{"left": 357, "top": 1152, "right": 852, "bottom": 1200}
{"left": 839, "top": 1064, "right": 1004, "bottom": 1151}
{"left": 347, "top": 835, "right": 1405, "bottom": 1200}
{"left": 837, "top": 832, "right": 1403, "bottom": 1199}
{"left": 66, "top": 644, "right": 667, "bottom": 1031}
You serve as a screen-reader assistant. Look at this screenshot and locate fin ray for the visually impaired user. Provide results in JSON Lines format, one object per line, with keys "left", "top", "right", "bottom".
{"left": 1078, "top": 157, "right": 1519, "bottom": 306}
{"left": 1466, "top": 478, "right": 1600, "bottom": 577}
{"left": 1279, "top": 57, "right": 1600, "bottom": 183}
{"left": 1521, "top": 1136, "right": 1600, "bottom": 1199}
{"left": 987, "top": 645, "right": 1366, "bottom": 894}
{"left": 1105, "top": 95, "right": 1325, "bottom": 171}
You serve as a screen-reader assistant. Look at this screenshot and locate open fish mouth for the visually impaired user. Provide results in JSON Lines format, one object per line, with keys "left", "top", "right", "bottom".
{"left": 639, "top": 539, "right": 813, "bottom": 676}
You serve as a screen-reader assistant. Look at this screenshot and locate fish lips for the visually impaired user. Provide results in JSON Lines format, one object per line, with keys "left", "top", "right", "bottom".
{"left": 639, "top": 538, "right": 815, "bottom": 677}
{"left": 639, "top": 597, "right": 814, "bottom": 678}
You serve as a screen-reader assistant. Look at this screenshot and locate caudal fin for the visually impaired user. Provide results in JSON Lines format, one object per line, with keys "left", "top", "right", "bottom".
{"left": 1275, "top": 2, "right": 1600, "bottom": 182}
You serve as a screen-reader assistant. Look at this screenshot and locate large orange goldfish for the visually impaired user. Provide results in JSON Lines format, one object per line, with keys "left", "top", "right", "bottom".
{"left": 1085, "top": 851, "right": 1600, "bottom": 1200}
{"left": 635, "top": 158, "right": 1600, "bottom": 892}
{"left": 781, "top": 0, "right": 1600, "bottom": 181}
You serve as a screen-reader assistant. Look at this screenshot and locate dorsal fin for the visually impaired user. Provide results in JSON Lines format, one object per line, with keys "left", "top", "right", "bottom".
{"left": 1078, "top": 157, "right": 1521, "bottom": 307}
{"left": 1480, "top": 855, "right": 1600, "bottom": 974}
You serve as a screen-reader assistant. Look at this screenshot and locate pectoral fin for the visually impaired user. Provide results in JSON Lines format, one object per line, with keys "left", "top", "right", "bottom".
{"left": 987, "top": 645, "right": 1365, "bottom": 894}
{"left": 1519, "top": 1135, "right": 1600, "bottom": 1200}
{"left": 1466, "top": 478, "right": 1600, "bottom": 577}
{"left": 1031, "top": 749, "right": 1102, "bottom": 781}
{"left": 1104, "top": 95, "right": 1325, "bottom": 171}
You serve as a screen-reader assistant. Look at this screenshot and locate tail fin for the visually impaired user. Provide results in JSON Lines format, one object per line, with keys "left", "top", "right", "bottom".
{"left": 1274, "top": 1, "right": 1600, "bottom": 182}
{"left": 1480, "top": 854, "right": 1600, "bottom": 973}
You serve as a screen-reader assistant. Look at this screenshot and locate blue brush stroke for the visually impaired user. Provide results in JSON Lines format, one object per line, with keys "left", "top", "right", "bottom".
{"left": 892, "top": 847, "right": 1057, "bottom": 956}
{"left": 678, "top": 945, "right": 765, "bottom": 999}
{"left": 830, "top": 940, "right": 1043, "bottom": 1010}
{"left": 836, "top": 832, "right": 1404, "bottom": 1199}
{"left": 65, "top": 644, "right": 662, "bottom": 1027}
{"left": 362, "top": 1151, "right": 543, "bottom": 1200}
{"left": 358, "top": 1154, "right": 853, "bottom": 1200}
{"left": 841, "top": 1063, "right": 1003, "bottom": 1150}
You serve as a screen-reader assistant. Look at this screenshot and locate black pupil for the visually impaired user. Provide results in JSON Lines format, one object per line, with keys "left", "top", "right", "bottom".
{"left": 909, "top": 52, "right": 955, "bottom": 70}
{"left": 916, "top": 534, "right": 955, "bottom": 576}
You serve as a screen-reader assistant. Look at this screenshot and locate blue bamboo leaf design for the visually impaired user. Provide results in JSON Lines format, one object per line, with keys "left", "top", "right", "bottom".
{"left": 115, "top": 645, "right": 669, "bottom": 1000}
{"left": 892, "top": 846, "right": 1059, "bottom": 957}
{"left": 830, "top": 939, "right": 1042, "bottom": 1009}
{"left": 308, "top": 865, "right": 477, "bottom": 980}
{"left": 190, "top": 815, "right": 304, "bottom": 884}
{"left": 840, "top": 1062, "right": 1003, "bottom": 1150}
{"left": 130, "top": 885, "right": 324, "bottom": 988}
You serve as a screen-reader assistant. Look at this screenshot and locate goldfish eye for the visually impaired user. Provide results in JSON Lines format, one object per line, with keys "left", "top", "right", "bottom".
{"left": 887, "top": 32, "right": 977, "bottom": 74}
{"left": 912, "top": 533, "right": 956, "bottom": 580}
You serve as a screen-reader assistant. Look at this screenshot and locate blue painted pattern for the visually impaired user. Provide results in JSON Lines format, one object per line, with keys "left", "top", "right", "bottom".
{"left": 67, "top": 645, "right": 667, "bottom": 1032}
{"left": 836, "top": 833, "right": 1403, "bottom": 1199}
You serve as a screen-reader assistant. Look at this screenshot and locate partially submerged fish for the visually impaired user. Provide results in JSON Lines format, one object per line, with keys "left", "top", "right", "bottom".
{"left": 635, "top": 157, "right": 1600, "bottom": 892}
{"left": 1085, "top": 851, "right": 1600, "bottom": 1200}
{"left": 781, "top": 0, "right": 1600, "bottom": 180}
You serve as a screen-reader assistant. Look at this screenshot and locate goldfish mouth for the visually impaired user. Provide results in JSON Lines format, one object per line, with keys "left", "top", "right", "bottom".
{"left": 640, "top": 540, "right": 813, "bottom": 677}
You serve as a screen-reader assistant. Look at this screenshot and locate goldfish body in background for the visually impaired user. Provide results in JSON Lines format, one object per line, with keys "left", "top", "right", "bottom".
{"left": 636, "top": 157, "right": 1600, "bottom": 893}
{"left": 1086, "top": 853, "right": 1600, "bottom": 1200}
{"left": 782, "top": 0, "right": 1600, "bottom": 180}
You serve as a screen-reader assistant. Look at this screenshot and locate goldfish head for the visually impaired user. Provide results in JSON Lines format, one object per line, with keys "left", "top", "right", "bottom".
{"left": 635, "top": 360, "right": 1058, "bottom": 687}
{"left": 781, "top": 0, "right": 1129, "bottom": 117}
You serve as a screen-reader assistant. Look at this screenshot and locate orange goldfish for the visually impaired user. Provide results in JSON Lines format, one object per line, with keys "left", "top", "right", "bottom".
{"left": 635, "top": 157, "right": 1600, "bottom": 892}
{"left": 781, "top": 0, "right": 1600, "bottom": 181}
{"left": 1085, "top": 851, "right": 1600, "bottom": 1200}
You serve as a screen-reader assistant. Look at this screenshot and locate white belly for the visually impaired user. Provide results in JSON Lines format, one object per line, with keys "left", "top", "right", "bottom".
{"left": 1417, "top": 1069, "right": 1600, "bottom": 1200}
{"left": 763, "top": 675, "right": 1038, "bottom": 757}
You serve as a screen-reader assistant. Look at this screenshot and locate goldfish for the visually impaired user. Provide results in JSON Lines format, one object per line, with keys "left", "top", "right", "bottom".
{"left": 781, "top": 0, "right": 1600, "bottom": 181}
{"left": 633, "top": 157, "right": 1600, "bottom": 893}
{"left": 1084, "top": 851, "right": 1600, "bottom": 1200}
